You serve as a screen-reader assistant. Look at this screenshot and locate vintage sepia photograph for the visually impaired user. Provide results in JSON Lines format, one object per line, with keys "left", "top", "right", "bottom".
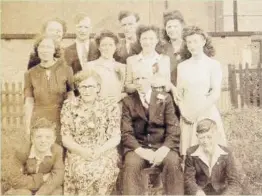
{"left": 1, "top": 0, "right": 262, "bottom": 195}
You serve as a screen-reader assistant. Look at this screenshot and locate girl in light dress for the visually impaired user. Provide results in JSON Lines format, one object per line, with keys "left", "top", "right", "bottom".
{"left": 170, "top": 26, "right": 227, "bottom": 157}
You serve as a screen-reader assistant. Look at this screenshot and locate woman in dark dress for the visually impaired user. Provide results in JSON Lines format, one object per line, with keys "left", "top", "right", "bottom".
{"left": 24, "top": 35, "right": 74, "bottom": 144}
{"left": 162, "top": 10, "right": 186, "bottom": 119}
{"left": 162, "top": 10, "right": 186, "bottom": 86}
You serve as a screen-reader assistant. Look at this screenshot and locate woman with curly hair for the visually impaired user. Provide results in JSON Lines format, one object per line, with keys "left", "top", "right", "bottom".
{"left": 24, "top": 35, "right": 74, "bottom": 144}
{"left": 170, "top": 26, "right": 227, "bottom": 157}
{"left": 61, "top": 70, "right": 121, "bottom": 195}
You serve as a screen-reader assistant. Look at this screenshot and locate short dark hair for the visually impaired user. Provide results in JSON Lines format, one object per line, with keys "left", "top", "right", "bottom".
{"left": 181, "top": 26, "right": 215, "bottom": 60}
{"left": 95, "top": 30, "right": 119, "bottom": 46}
{"left": 196, "top": 119, "right": 217, "bottom": 134}
{"left": 41, "top": 17, "right": 67, "bottom": 35}
{"left": 118, "top": 11, "right": 140, "bottom": 22}
{"left": 33, "top": 35, "right": 61, "bottom": 58}
{"left": 137, "top": 25, "right": 160, "bottom": 44}
{"left": 31, "top": 118, "right": 56, "bottom": 137}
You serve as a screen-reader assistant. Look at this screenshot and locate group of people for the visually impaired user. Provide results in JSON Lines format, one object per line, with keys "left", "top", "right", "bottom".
{"left": 4, "top": 9, "right": 241, "bottom": 196}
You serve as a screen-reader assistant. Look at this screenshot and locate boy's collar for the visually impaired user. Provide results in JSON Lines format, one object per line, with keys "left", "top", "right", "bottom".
{"left": 191, "top": 144, "right": 228, "bottom": 176}
{"left": 29, "top": 145, "right": 53, "bottom": 160}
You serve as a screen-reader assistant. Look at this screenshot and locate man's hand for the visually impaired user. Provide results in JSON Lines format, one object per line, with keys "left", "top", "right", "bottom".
{"left": 135, "top": 147, "right": 155, "bottom": 163}
{"left": 152, "top": 146, "right": 170, "bottom": 166}
{"left": 196, "top": 189, "right": 206, "bottom": 196}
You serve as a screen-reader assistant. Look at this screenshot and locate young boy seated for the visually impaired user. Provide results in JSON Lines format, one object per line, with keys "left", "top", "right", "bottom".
{"left": 184, "top": 118, "right": 241, "bottom": 195}
{"left": 4, "top": 118, "right": 64, "bottom": 195}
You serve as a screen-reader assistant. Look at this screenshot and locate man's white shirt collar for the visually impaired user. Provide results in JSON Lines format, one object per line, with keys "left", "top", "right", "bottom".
{"left": 75, "top": 39, "right": 90, "bottom": 66}
{"left": 29, "top": 145, "right": 53, "bottom": 160}
{"left": 138, "top": 89, "right": 152, "bottom": 109}
{"left": 191, "top": 144, "right": 228, "bottom": 176}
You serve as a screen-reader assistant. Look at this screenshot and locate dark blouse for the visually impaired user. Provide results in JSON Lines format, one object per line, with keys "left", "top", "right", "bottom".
{"left": 24, "top": 58, "right": 74, "bottom": 107}
{"left": 162, "top": 41, "right": 185, "bottom": 86}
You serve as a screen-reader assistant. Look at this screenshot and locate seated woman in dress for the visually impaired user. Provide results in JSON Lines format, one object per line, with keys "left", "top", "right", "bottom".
{"left": 83, "top": 30, "right": 127, "bottom": 102}
{"left": 27, "top": 18, "right": 67, "bottom": 70}
{"left": 184, "top": 119, "right": 241, "bottom": 195}
{"left": 170, "top": 26, "right": 227, "bottom": 157}
{"left": 61, "top": 70, "right": 121, "bottom": 195}
{"left": 24, "top": 35, "right": 74, "bottom": 144}
{"left": 125, "top": 25, "right": 171, "bottom": 93}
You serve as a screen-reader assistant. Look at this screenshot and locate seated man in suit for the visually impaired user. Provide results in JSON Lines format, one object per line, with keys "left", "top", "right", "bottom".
{"left": 4, "top": 118, "right": 64, "bottom": 195}
{"left": 114, "top": 11, "right": 142, "bottom": 64}
{"left": 121, "top": 72, "right": 183, "bottom": 195}
{"left": 64, "top": 13, "right": 99, "bottom": 74}
{"left": 184, "top": 118, "right": 241, "bottom": 195}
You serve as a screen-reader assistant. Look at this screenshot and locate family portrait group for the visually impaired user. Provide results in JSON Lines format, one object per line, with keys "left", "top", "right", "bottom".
{"left": 2, "top": 0, "right": 262, "bottom": 195}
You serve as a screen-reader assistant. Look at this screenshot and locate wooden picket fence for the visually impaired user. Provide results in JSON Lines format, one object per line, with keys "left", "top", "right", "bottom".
{"left": 228, "top": 63, "right": 262, "bottom": 108}
{"left": 1, "top": 82, "right": 24, "bottom": 130}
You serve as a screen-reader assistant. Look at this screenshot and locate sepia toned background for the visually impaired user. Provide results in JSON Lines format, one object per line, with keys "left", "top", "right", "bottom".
{"left": 1, "top": 0, "right": 262, "bottom": 195}
{"left": 1, "top": 0, "right": 262, "bottom": 82}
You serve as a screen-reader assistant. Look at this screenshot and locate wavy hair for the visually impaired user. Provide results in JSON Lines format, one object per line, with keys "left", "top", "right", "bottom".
{"left": 162, "top": 10, "right": 185, "bottom": 42}
{"left": 180, "top": 26, "right": 215, "bottom": 60}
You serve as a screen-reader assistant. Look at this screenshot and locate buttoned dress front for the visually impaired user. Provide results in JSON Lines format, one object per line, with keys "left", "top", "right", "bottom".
{"left": 24, "top": 59, "right": 74, "bottom": 144}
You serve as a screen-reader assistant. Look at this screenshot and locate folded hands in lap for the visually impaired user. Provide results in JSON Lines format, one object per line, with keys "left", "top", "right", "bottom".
{"left": 135, "top": 146, "right": 170, "bottom": 166}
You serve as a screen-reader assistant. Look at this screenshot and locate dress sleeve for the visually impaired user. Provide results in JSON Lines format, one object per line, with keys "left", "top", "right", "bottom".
{"left": 24, "top": 71, "right": 34, "bottom": 98}
{"left": 60, "top": 101, "right": 75, "bottom": 137}
{"left": 119, "top": 63, "right": 127, "bottom": 92}
{"left": 106, "top": 100, "right": 121, "bottom": 138}
{"left": 66, "top": 66, "right": 75, "bottom": 92}
{"left": 162, "top": 55, "right": 171, "bottom": 83}
{"left": 125, "top": 57, "right": 133, "bottom": 86}
{"left": 208, "top": 61, "right": 222, "bottom": 103}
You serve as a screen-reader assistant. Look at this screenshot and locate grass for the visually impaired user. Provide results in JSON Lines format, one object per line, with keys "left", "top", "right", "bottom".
{"left": 222, "top": 107, "right": 262, "bottom": 195}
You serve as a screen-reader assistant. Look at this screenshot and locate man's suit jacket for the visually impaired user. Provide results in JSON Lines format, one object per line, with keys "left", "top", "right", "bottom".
{"left": 184, "top": 145, "right": 241, "bottom": 195}
{"left": 64, "top": 40, "right": 99, "bottom": 74}
{"left": 121, "top": 90, "right": 180, "bottom": 155}
{"left": 114, "top": 38, "right": 142, "bottom": 64}
{"left": 9, "top": 143, "right": 64, "bottom": 195}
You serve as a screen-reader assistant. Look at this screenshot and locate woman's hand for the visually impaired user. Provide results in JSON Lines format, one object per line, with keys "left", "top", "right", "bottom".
{"left": 79, "top": 148, "right": 94, "bottom": 161}
{"left": 168, "top": 82, "right": 182, "bottom": 103}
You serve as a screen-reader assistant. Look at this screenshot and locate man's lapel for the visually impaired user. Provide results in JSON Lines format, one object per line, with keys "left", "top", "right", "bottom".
{"left": 130, "top": 41, "right": 141, "bottom": 55}
{"left": 133, "top": 92, "right": 148, "bottom": 121}
{"left": 148, "top": 91, "right": 166, "bottom": 122}
{"left": 88, "top": 40, "right": 99, "bottom": 61}
{"left": 195, "top": 157, "right": 210, "bottom": 177}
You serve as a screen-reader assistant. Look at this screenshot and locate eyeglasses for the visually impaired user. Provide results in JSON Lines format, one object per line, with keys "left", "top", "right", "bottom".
{"left": 78, "top": 85, "right": 97, "bottom": 90}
